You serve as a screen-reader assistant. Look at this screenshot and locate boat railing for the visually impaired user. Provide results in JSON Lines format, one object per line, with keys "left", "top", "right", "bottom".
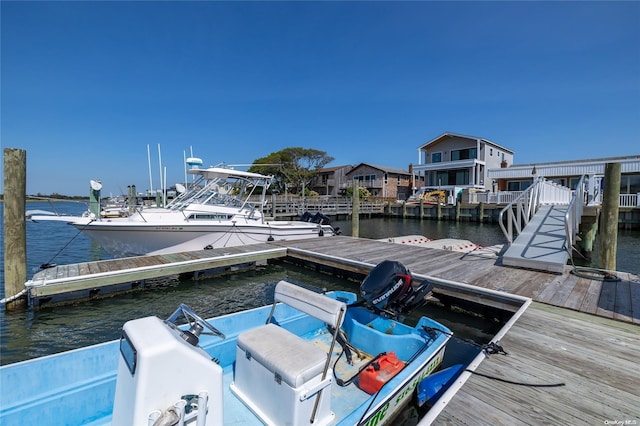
{"left": 564, "top": 175, "right": 587, "bottom": 261}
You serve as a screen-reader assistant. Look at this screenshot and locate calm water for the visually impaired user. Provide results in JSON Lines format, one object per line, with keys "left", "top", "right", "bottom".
{"left": 1, "top": 201, "right": 638, "bottom": 367}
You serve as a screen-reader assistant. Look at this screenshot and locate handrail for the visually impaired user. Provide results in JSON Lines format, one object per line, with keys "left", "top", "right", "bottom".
{"left": 564, "top": 175, "right": 586, "bottom": 260}
{"left": 498, "top": 176, "right": 545, "bottom": 244}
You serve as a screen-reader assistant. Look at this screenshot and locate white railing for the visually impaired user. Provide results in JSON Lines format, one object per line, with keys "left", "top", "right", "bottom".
{"left": 470, "top": 191, "right": 525, "bottom": 205}
{"left": 538, "top": 180, "right": 573, "bottom": 205}
{"left": 498, "top": 177, "right": 545, "bottom": 244}
{"left": 620, "top": 193, "right": 640, "bottom": 208}
{"left": 564, "top": 175, "right": 586, "bottom": 260}
{"left": 473, "top": 189, "right": 638, "bottom": 208}
{"left": 497, "top": 177, "right": 572, "bottom": 244}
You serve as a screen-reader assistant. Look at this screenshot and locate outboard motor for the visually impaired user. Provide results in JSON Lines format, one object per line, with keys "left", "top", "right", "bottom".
{"left": 360, "top": 260, "right": 434, "bottom": 319}
{"left": 311, "top": 212, "right": 331, "bottom": 225}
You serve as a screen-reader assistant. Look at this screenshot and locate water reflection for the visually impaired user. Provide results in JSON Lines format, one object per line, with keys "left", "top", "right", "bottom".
{"left": 0, "top": 262, "right": 499, "bottom": 366}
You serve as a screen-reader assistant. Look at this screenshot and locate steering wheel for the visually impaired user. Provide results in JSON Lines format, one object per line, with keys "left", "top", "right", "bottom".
{"left": 166, "top": 304, "right": 226, "bottom": 346}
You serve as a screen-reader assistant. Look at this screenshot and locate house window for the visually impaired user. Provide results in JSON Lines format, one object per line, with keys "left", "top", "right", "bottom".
{"left": 627, "top": 174, "right": 640, "bottom": 194}
{"left": 431, "top": 152, "right": 442, "bottom": 163}
{"left": 451, "top": 148, "right": 477, "bottom": 161}
{"left": 490, "top": 148, "right": 493, "bottom": 156}
{"left": 507, "top": 180, "right": 533, "bottom": 191}
{"left": 436, "top": 171, "right": 448, "bottom": 186}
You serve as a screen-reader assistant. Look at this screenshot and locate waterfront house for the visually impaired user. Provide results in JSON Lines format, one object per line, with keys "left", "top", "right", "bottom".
{"left": 309, "top": 165, "right": 354, "bottom": 196}
{"left": 412, "top": 132, "right": 515, "bottom": 195}
{"left": 488, "top": 155, "right": 640, "bottom": 206}
{"left": 344, "top": 163, "right": 417, "bottom": 200}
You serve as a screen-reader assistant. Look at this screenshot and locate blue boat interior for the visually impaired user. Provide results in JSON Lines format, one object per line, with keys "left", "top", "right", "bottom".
{"left": 0, "top": 289, "right": 451, "bottom": 426}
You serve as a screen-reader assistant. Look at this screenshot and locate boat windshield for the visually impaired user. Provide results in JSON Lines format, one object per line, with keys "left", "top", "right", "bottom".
{"left": 166, "top": 170, "right": 271, "bottom": 211}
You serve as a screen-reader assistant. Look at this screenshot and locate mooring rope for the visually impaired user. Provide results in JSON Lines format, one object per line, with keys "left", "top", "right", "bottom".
{"left": 422, "top": 326, "right": 566, "bottom": 388}
{"left": 569, "top": 245, "right": 621, "bottom": 282}
{"left": 39, "top": 218, "right": 97, "bottom": 270}
{"left": 0, "top": 289, "right": 27, "bottom": 305}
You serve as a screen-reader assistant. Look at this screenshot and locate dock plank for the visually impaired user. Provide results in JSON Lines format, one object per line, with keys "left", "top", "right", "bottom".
{"left": 613, "top": 279, "right": 633, "bottom": 323}
{"left": 434, "top": 302, "right": 640, "bottom": 425}
{"left": 578, "top": 279, "right": 603, "bottom": 315}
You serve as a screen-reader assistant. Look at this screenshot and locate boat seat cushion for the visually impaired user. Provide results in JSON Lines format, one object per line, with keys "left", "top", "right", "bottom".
{"left": 237, "top": 323, "right": 326, "bottom": 388}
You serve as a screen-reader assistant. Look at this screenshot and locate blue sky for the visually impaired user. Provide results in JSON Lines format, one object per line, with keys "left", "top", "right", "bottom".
{"left": 2, "top": 1, "right": 639, "bottom": 196}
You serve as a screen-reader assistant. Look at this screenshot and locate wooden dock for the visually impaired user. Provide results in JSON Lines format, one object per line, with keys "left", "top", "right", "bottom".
{"left": 28, "top": 235, "right": 639, "bottom": 320}
{"left": 23, "top": 235, "right": 639, "bottom": 425}
{"left": 272, "top": 236, "right": 639, "bottom": 323}
{"left": 427, "top": 302, "right": 640, "bottom": 425}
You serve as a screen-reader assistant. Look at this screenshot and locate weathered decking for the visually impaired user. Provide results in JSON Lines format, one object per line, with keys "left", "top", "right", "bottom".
{"left": 272, "top": 236, "right": 640, "bottom": 324}
{"left": 430, "top": 302, "right": 640, "bottom": 425}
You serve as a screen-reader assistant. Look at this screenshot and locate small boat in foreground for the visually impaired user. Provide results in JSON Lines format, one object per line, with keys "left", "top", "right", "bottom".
{"left": 0, "top": 261, "right": 451, "bottom": 425}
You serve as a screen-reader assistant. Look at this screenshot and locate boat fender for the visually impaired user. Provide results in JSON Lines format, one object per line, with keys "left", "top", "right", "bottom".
{"left": 416, "top": 364, "right": 464, "bottom": 408}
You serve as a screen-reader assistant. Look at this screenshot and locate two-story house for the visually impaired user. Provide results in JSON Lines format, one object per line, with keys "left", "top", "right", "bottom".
{"left": 412, "top": 132, "right": 515, "bottom": 195}
{"left": 308, "top": 165, "right": 354, "bottom": 196}
{"left": 344, "top": 163, "right": 416, "bottom": 200}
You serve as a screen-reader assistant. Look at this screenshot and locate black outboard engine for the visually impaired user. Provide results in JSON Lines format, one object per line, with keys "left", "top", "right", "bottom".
{"left": 311, "top": 212, "right": 331, "bottom": 225}
{"left": 360, "top": 260, "right": 434, "bottom": 319}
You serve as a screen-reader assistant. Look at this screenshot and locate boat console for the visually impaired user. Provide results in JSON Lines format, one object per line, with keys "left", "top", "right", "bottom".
{"left": 112, "top": 305, "right": 225, "bottom": 426}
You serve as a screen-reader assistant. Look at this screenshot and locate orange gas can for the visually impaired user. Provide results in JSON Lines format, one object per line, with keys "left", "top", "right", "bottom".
{"left": 357, "top": 351, "right": 406, "bottom": 395}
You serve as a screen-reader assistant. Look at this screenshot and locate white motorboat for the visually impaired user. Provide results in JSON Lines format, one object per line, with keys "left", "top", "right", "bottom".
{"left": 29, "top": 166, "right": 338, "bottom": 257}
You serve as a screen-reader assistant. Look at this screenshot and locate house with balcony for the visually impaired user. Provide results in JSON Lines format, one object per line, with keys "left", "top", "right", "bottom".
{"left": 309, "top": 165, "right": 354, "bottom": 196}
{"left": 412, "top": 132, "right": 515, "bottom": 196}
{"left": 344, "top": 163, "right": 417, "bottom": 200}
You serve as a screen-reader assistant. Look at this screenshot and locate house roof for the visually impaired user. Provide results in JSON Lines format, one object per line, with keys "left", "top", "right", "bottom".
{"left": 419, "top": 132, "right": 514, "bottom": 154}
{"left": 316, "top": 165, "right": 353, "bottom": 173}
{"left": 345, "top": 163, "right": 410, "bottom": 176}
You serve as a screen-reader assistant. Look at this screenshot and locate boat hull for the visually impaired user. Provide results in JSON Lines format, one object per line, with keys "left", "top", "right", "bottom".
{"left": 73, "top": 220, "right": 335, "bottom": 256}
{"left": 0, "top": 292, "right": 450, "bottom": 425}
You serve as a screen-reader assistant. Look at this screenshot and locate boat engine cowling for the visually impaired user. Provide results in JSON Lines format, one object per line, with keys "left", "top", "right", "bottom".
{"left": 360, "top": 260, "right": 434, "bottom": 318}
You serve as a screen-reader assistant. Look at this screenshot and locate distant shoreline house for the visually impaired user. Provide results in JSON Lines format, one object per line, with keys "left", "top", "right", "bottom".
{"left": 309, "top": 165, "right": 353, "bottom": 197}
{"left": 411, "top": 132, "right": 514, "bottom": 195}
{"left": 345, "top": 163, "right": 418, "bottom": 200}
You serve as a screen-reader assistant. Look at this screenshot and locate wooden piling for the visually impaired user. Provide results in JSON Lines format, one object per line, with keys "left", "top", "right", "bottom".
{"left": 599, "top": 162, "right": 620, "bottom": 271}
{"left": 579, "top": 215, "right": 598, "bottom": 259}
{"left": 351, "top": 180, "right": 359, "bottom": 237}
{"left": 3, "top": 148, "right": 27, "bottom": 309}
